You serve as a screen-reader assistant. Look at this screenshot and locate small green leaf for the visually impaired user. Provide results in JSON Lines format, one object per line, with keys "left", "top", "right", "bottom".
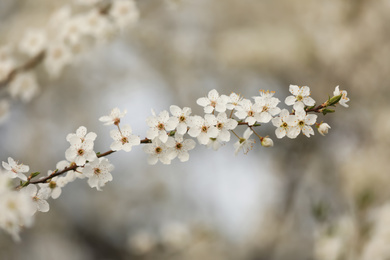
{"left": 322, "top": 108, "right": 335, "bottom": 115}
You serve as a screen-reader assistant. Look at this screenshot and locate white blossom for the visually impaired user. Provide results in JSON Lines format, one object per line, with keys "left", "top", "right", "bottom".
{"left": 18, "top": 28, "right": 47, "bottom": 57}
{"left": 65, "top": 131, "right": 97, "bottom": 166}
{"left": 233, "top": 128, "right": 255, "bottom": 155}
{"left": 167, "top": 135, "right": 196, "bottom": 162}
{"left": 206, "top": 138, "right": 224, "bottom": 151}
{"left": 226, "top": 92, "right": 242, "bottom": 110}
{"left": 234, "top": 98, "right": 258, "bottom": 126}
{"left": 38, "top": 173, "right": 68, "bottom": 199}
{"left": 271, "top": 109, "right": 299, "bottom": 139}
{"left": 143, "top": 138, "right": 174, "bottom": 165}
{"left": 333, "top": 86, "right": 349, "bottom": 108}
{"left": 66, "top": 126, "right": 97, "bottom": 143}
{"left": 196, "top": 89, "right": 229, "bottom": 113}
{"left": 0, "top": 188, "right": 35, "bottom": 241}
{"left": 83, "top": 158, "right": 114, "bottom": 191}
{"left": 22, "top": 185, "right": 50, "bottom": 214}
{"left": 215, "top": 112, "right": 238, "bottom": 142}
{"left": 8, "top": 73, "right": 39, "bottom": 103}
{"left": 146, "top": 110, "right": 178, "bottom": 143}
{"left": 289, "top": 109, "right": 317, "bottom": 138}
{"left": 169, "top": 105, "right": 191, "bottom": 135}
{"left": 2, "top": 157, "right": 29, "bottom": 181}
{"left": 187, "top": 115, "right": 219, "bottom": 145}
{"left": 253, "top": 90, "right": 281, "bottom": 123}
{"left": 99, "top": 107, "right": 127, "bottom": 125}
{"left": 285, "top": 85, "right": 316, "bottom": 110}
{"left": 110, "top": 124, "right": 141, "bottom": 152}
{"left": 44, "top": 42, "right": 73, "bottom": 78}
{"left": 110, "top": 0, "right": 140, "bottom": 31}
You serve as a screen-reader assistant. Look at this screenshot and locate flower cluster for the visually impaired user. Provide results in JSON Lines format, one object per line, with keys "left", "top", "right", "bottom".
{"left": 0, "top": 85, "right": 349, "bottom": 241}
{"left": 0, "top": 0, "right": 140, "bottom": 126}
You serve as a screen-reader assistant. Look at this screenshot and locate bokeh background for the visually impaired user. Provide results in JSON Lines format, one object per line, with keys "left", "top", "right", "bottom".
{"left": 0, "top": 0, "right": 389, "bottom": 259}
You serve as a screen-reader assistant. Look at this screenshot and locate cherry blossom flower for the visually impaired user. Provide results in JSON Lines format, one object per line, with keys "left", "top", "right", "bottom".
{"left": 196, "top": 89, "right": 229, "bottom": 113}
{"left": 38, "top": 173, "right": 68, "bottom": 199}
{"left": 233, "top": 128, "right": 256, "bottom": 155}
{"left": 272, "top": 109, "right": 299, "bottom": 139}
{"left": 285, "top": 85, "right": 316, "bottom": 110}
{"left": 146, "top": 110, "right": 178, "bottom": 143}
{"left": 187, "top": 115, "right": 219, "bottom": 145}
{"left": 110, "top": 124, "right": 141, "bottom": 152}
{"left": 169, "top": 105, "right": 192, "bottom": 135}
{"left": 226, "top": 92, "right": 242, "bottom": 110}
{"left": 234, "top": 99, "right": 258, "bottom": 126}
{"left": 44, "top": 42, "right": 73, "bottom": 78}
{"left": 99, "top": 107, "right": 127, "bottom": 126}
{"left": 207, "top": 138, "right": 224, "bottom": 151}
{"left": 8, "top": 73, "right": 39, "bottom": 103}
{"left": 110, "top": 0, "right": 140, "bottom": 30}
{"left": 66, "top": 126, "right": 97, "bottom": 143}
{"left": 253, "top": 91, "right": 281, "bottom": 123}
{"left": 289, "top": 109, "right": 317, "bottom": 138}
{"left": 2, "top": 157, "right": 29, "bottom": 181}
{"left": 22, "top": 184, "right": 50, "bottom": 214}
{"left": 65, "top": 133, "right": 97, "bottom": 166}
{"left": 143, "top": 138, "right": 174, "bottom": 165}
{"left": 333, "top": 86, "right": 349, "bottom": 108}
{"left": 0, "top": 188, "right": 35, "bottom": 241}
{"left": 18, "top": 28, "right": 47, "bottom": 57}
{"left": 167, "top": 135, "right": 196, "bottom": 162}
{"left": 83, "top": 158, "right": 114, "bottom": 191}
{"left": 215, "top": 112, "right": 238, "bottom": 142}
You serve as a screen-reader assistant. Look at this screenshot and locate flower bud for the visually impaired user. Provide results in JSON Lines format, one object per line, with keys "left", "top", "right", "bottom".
{"left": 261, "top": 137, "right": 274, "bottom": 147}
{"left": 317, "top": 123, "right": 331, "bottom": 136}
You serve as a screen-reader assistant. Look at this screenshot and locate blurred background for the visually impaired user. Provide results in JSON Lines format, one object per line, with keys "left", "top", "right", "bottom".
{"left": 0, "top": 0, "right": 389, "bottom": 259}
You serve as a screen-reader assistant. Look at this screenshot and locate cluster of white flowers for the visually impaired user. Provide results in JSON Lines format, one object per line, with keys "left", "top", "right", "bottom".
{"left": 0, "top": 0, "right": 140, "bottom": 126}
{"left": 0, "top": 85, "right": 349, "bottom": 241}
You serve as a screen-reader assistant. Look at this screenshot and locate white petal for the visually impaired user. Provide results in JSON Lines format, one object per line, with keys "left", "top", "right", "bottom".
{"left": 197, "top": 97, "right": 210, "bottom": 107}
{"left": 170, "top": 105, "right": 181, "bottom": 116}
{"left": 285, "top": 96, "right": 296, "bottom": 106}
{"left": 289, "top": 85, "right": 300, "bottom": 95}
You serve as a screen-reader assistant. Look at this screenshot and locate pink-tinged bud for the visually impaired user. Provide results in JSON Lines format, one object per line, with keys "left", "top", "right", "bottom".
{"left": 317, "top": 123, "right": 331, "bottom": 136}
{"left": 261, "top": 137, "right": 274, "bottom": 147}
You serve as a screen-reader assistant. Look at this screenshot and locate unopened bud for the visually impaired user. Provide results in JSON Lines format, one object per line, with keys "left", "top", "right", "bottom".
{"left": 317, "top": 122, "right": 331, "bottom": 136}
{"left": 261, "top": 137, "right": 274, "bottom": 147}
{"left": 327, "top": 94, "right": 342, "bottom": 106}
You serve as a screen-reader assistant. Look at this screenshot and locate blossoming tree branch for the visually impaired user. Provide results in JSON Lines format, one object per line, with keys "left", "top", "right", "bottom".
{"left": 0, "top": 85, "right": 349, "bottom": 240}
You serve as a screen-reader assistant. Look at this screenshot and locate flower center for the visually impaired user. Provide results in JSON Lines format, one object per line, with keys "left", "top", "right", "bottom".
{"left": 210, "top": 100, "right": 216, "bottom": 107}
{"left": 94, "top": 168, "right": 101, "bottom": 175}
{"left": 201, "top": 126, "right": 208, "bottom": 133}
{"left": 217, "top": 122, "right": 223, "bottom": 130}
{"left": 121, "top": 136, "right": 128, "bottom": 144}
{"left": 157, "top": 123, "right": 165, "bottom": 131}
{"left": 282, "top": 122, "right": 288, "bottom": 128}
{"left": 298, "top": 120, "right": 305, "bottom": 127}
{"left": 179, "top": 116, "right": 186, "bottom": 122}
{"left": 155, "top": 147, "right": 162, "bottom": 154}
{"left": 49, "top": 181, "right": 57, "bottom": 189}
{"left": 77, "top": 149, "right": 85, "bottom": 156}
{"left": 297, "top": 95, "right": 303, "bottom": 101}
{"left": 176, "top": 143, "right": 183, "bottom": 150}
{"left": 248, "top": 110, "right": 254, "bottom": 117}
